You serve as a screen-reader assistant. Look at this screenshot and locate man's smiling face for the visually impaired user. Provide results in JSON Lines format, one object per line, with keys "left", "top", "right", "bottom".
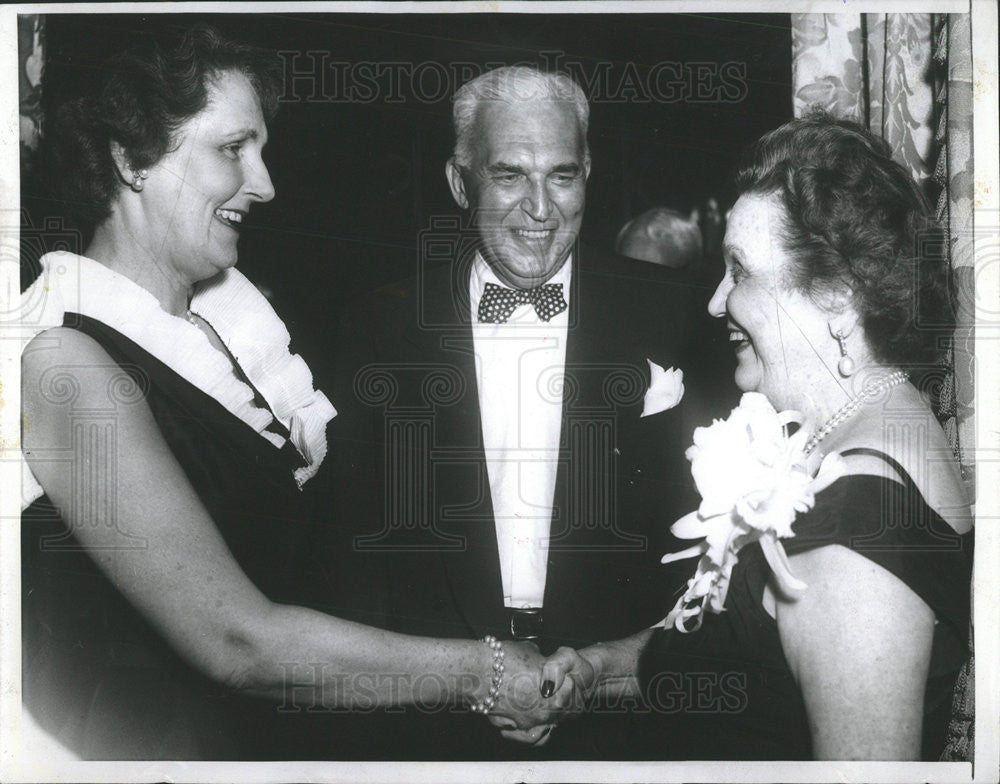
{"left": 447, "top": 99, "right": 590, "bottom": 289}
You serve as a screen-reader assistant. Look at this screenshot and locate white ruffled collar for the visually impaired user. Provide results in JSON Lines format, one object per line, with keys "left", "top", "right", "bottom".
{"left": 21, "top": 252, "right": 336, "bottom": 508}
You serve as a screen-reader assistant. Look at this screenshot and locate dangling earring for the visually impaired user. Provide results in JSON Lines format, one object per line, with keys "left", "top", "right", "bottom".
{"left": 830, "top": 322, "right": 855, "bottom": 377}
{"left": 130, "top": 168, "right": 148, "bottom": 193}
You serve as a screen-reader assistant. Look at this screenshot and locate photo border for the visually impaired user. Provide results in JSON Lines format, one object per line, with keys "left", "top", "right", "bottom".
{"left": 1, "top": 2, "right": 996, "bottom": 782}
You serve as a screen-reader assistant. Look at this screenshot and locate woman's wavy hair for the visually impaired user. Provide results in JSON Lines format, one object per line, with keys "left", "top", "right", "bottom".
{"left": 735, "top": 109, "right": 954, "bottom": 368}
{"left": 41, "top": 24, "right": 280, "bottom": 230}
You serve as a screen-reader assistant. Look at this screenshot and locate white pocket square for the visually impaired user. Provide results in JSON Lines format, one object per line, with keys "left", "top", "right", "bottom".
{"left": 641, "top": 359, "right": 684, "bottom": 417}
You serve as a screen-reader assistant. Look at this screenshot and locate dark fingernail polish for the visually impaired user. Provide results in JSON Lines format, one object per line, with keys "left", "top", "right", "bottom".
{"left": 541, "top": 680, "right": 555, "bottom": 698}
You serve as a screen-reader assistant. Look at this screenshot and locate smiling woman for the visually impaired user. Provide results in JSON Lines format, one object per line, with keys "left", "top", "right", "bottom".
{"left": 537, "top": 112, "right": 973, "bottom": 761}
{"left": 707, "top": 190, "right": 836, "bottom": 408}
{"left": 19, "top": 24, "right": 574, "bottom": 760}
{"left": 88, "top": 68, "right": 275, "bottom": 308}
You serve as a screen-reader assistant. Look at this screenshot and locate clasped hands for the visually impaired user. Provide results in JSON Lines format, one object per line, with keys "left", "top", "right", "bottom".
{"left": 483, "top": 641, "right": 597, "bottom": 746}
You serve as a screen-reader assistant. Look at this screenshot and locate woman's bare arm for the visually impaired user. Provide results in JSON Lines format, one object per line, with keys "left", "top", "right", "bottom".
{"left": 21, "top": 328, "right": 562, "bottom": 723}
{"left": 776, "top": 543, "right": 934, "bottom": 760}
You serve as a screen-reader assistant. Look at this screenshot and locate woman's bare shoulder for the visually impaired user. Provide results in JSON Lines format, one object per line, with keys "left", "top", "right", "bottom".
{"left": 837, "top": 402, "right": 972, "bottom": 533}
{"left": 23, "top": 325, "right": 113, "bottom": 369}
{"left": 22, "top": 326, "right": 143, "bottom": 431}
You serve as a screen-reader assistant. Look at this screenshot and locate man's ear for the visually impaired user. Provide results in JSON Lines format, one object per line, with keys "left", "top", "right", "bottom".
{"left": 445, "top": 157, "right": 469, "bottom": 210}
{"left": 583, "top": 154, "right": 592, "bottom": 182}
{"left": 109, "top": 141, "right": 133, "bottom": 186}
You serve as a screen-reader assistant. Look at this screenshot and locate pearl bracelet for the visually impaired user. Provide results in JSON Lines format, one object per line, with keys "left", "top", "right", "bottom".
{"left": 470, "top": 635, "right": 505, "bottom": 714}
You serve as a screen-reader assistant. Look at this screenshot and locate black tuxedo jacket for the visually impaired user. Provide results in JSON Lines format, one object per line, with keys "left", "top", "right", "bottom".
{"left": 328, "top": 245, "right": 705, "bottom": 641}
{"left": 316, "top": 244, "right": 728, "bottom": 758}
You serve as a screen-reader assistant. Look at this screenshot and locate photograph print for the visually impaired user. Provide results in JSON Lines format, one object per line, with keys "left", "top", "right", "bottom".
{"left": 3, "top": 2, "right": 998, "bottom": 782}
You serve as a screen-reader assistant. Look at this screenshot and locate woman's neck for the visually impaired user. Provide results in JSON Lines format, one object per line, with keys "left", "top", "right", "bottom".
{"left": 781, "top": 363, "right": 903, "bottom": 436}
{"left": 813, "top": 380, "right": 973, "bottom": 532}
{"left": 87, "top": 220, "right": 192, "bottom": 317}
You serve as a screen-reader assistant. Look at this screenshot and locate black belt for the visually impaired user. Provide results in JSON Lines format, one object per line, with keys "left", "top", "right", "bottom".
{"left": 506, "top": 607, "right": 543, "bottom": 641}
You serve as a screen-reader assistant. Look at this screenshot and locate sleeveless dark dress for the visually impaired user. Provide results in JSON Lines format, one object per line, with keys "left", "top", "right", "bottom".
{"left": 637, "top": 454, "right": 973, "bottom": 760}
{"left": 21, "top": 314, "right": 323, "bottom": 759}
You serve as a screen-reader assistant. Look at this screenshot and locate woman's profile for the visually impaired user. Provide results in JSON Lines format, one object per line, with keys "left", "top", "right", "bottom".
{"left": 536, "top": 112, "right": 974, "bottom": 761}
{"left": 20, "top": 24, "right": 570, "bottom": 760}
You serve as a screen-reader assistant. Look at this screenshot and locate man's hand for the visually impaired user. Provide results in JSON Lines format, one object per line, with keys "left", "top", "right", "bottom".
{"left": 540, "top": 645, "right": 597, "bottom": 700}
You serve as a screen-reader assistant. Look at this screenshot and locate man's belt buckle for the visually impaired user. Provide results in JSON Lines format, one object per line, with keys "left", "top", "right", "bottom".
{"left": 508, "top": 607, "right": 543, "bottom": 641}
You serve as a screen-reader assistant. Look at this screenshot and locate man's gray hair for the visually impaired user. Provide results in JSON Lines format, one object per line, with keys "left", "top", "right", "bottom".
{"left": 451, "top": 66, "right": 590, "bottom": 168}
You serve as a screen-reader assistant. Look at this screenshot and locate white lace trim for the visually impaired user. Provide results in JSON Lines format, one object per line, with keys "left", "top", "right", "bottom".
{"left": 20, "top": 252, "right": 336, "bottom": 508}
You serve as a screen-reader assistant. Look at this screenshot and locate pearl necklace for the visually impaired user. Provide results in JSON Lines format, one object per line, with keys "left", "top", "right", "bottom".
{"left": 802, "top": 370, "right": 909, "bottom": 455}
{"left": 185, "top": 310, "right": 199, "bottom": 325}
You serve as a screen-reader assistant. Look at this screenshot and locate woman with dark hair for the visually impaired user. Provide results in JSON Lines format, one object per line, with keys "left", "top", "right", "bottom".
{"left": 20, "top": 25, "right": 569, "bottom": 760}
{"left": 533, "top": 112, "right": 973, "bottom": 760}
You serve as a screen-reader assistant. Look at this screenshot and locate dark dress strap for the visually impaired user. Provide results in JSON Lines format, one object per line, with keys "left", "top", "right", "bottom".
{"left": 840, "top": 446, "right": 919, "bottom": 490}
{"left": 194, "top": 315, "right": 306, "bottom": 465}
{"left": 67, "top": 313, "right": 307, "bottom": 477}
{"left": 783, "top": 451, "right": 972, "bottom": 643}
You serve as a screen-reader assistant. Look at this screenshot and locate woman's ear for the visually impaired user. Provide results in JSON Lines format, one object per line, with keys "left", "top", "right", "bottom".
{"left": 826, "top": 289, "right": 861, "bottom": 343}
{"left": 828, "top": 311, "right": 860, "bottom": 338}
{"left": 109, "top": 141, "right": 133, "bottom": 185}
{"left": 820, "top": 281, "right": 855, "bottom": 316}
{"left": 111, "top": 142, "right": 148, "bottom": 192}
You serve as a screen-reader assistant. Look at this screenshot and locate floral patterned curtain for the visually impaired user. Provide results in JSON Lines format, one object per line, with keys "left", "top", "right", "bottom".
{"left": 791, "top": 12, "right": 975, "bottom": 488}
{"left": 792, "top": 12, "right": 975, "bottom": 762}
{"left": 931, "top": 13, "right": 975, "bottom": 504}
{"left": 930, "top": 13, "right": 975, "bottom": 764}
{"left": 791, "top": 14, "right": 935, "bottom": 180}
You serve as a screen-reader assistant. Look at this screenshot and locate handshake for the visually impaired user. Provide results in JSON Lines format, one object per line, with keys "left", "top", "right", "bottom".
{"left": 474, "top": 640, "right": 609, "bottom": 747}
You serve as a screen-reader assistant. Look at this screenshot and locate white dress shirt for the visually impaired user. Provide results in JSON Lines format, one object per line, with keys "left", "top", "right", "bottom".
{"left": 469, "top": 253, "right": 571, "bottom": 609}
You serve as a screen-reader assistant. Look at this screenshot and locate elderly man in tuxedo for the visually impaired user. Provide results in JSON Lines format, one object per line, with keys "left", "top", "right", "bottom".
{"left": 327, "top": 66, "right": 707, "bottom": 759}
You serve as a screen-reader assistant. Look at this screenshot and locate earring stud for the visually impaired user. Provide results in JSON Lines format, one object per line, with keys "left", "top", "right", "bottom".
{"left": 130, "top": 168, "right": 148, "bottom": 192}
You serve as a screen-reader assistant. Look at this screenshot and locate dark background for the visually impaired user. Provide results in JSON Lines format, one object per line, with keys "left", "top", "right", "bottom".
{"left": 21, "top": 11, "right": 791, "bottom": 391}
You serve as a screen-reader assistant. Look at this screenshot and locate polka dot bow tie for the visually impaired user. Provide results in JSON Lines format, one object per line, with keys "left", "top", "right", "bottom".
{"left": 477, "top": 281, "right": 568, "bottom": 324}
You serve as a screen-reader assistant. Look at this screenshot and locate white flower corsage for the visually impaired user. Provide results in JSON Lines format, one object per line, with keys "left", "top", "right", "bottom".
{"left": 662, "top": 392, "right": 845, "bottom": 633}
